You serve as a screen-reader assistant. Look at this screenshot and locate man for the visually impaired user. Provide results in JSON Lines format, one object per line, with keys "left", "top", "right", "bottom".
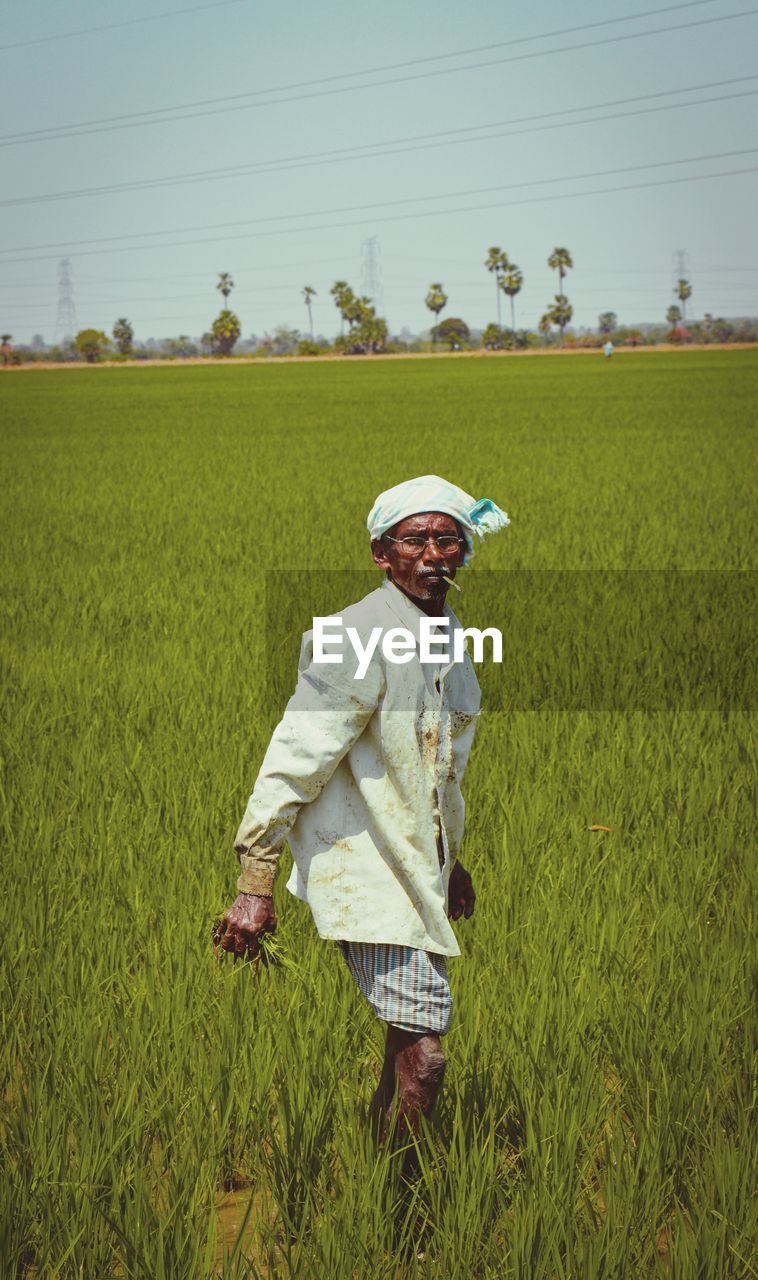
{"left": 215, "top": 475, "right": 509, "bottom": 1143}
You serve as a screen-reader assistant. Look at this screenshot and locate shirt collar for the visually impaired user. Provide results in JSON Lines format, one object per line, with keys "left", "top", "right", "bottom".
{"left": 380, "top": 576, "right": 458, "bottom": 624}
{"left": 379, "top": 577, "right": 463, "bottom": 679}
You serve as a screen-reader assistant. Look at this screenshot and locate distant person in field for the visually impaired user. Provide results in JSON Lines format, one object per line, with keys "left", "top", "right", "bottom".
{"left": 215, "top": 475, "right": 509, "bottom": 1148}
{"left": 603, "top": 340, "right": 614, "bottom": 359}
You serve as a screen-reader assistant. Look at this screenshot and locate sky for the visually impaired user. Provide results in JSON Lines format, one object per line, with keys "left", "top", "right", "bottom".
{"left": 1, "top": 0, "right": 757, "bottom": 344}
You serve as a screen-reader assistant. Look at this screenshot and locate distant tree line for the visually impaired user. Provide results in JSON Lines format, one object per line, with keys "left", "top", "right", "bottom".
{"left": 3, "top": 258, "right": 756, "bottom": 364}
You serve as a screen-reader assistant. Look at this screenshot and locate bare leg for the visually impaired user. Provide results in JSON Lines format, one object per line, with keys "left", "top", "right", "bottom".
{"left": 369, "top": 1023, "right": 402, "bottom": 1138}
{"left": 370, "top": 1025, "right": 446, "bottom": 1153}
{"left": 393, "top": 1031, "right": 446, "bottom": 1147}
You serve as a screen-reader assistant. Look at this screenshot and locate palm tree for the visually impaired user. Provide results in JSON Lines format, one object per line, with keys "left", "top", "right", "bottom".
{"left": 598, "top": 312, "right": 617, "bottom": 335}
{"left": 666, "top": 304, "right": 682, "bottom": 327}
{"left": 425, "top": 283, "right": 448, "bottom": 347}
{"left": 499, "top": 265, "right": 523, "bottom": 342}
{"left": 1, "top": 333, "right": 12, "bottom": 366}
{"left": 74, "top": 329, "right": 111, "bottom": 363}
{"left": 675, "top": 278, "right": 692, "bottom": 321}
{"left": 482, "top": 323, "right": 505, "bottom": 350}
{"left": 330, "top": 281, "right": 351, "bottom": 335}
{"left": 344, "top": 293, "right": 365, "bottom": 331}
{"left": 216, "top": 273, "right": 234, "bottom": 308}
{"left": 112, "top": 318, "right": 133, "bottom": 355}
{"left": 485, "top": 247, "right": 508, "bottom": 327}
{"left": 548, "top": 248, "right": 573, "bottom": 346}
{"left": 538, "top": 314, "right": 552, "bottom": 346}
{"left": 210, "top": 309, "right": 241, "bottom": 355}
{"left": 302, "top": 286, "right": 316, "bottom": 339}
{"left": 548, "top": 294, "right": 573, "bottom": 346}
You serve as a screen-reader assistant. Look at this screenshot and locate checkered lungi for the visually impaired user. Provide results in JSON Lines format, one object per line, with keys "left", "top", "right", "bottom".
{"left": 337, "top": 941, "right": 452, "bottom": 1035}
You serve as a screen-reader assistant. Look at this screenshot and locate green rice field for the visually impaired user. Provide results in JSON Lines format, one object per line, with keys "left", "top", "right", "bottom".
{"left": 1, "top": 350, "right": 756, "bottom": 1278}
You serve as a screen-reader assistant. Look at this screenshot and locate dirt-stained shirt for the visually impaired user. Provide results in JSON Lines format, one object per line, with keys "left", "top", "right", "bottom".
{"left": 233, "top": 578, "right": 482, "bottom": 956}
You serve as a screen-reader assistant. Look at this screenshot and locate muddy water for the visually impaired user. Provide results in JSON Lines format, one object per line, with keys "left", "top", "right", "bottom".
{"left": 216, "top": 1184, "right": 271, "bottom": 1272}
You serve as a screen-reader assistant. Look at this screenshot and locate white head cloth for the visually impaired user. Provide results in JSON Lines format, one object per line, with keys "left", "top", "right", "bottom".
{"left": 367, "top": 474, "right": 510, "bottom": 564}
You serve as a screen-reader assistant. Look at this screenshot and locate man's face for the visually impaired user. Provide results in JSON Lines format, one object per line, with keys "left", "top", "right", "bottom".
{"left": 371, "top": 511, "right": 465, "bottom": 613}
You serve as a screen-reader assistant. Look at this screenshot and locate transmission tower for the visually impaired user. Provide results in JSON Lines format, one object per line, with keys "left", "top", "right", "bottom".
{"left": 55, "top": 257, "right": 78, "bottom": 342}
{"left": 360, "top": 236, "right": 385, "bottom": 317}
{"left": 672, "top": 248, "right": 690, "bottom": 285}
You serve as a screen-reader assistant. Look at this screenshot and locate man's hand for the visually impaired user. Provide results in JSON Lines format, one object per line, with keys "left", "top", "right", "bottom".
{"left": 447, "top": 861, "right": 475, "bottom": 921}
{"left": 212, "top": 893, "right": 277, "bottom": 962}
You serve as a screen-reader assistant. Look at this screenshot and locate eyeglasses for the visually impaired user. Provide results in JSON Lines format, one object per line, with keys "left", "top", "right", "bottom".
{"left": 383, "top": 533, "right": 464, "bottom": 557}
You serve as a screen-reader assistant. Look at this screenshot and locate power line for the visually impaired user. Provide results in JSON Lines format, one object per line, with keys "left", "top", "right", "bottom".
{"left": 386, "top": 282, "right": 758, "bottom": 294}
{"left": 0, "top": 257, "right": 366, "bottom": 286}
{"left": 7, "top": 267, "right": 758, "bottom": 301}
{"left": 2, "top": 148, "right": 754, "bottom": 257}
{"left": 385, "top": 253, "right": 758, "bottom": 272}
{"left": 5, "top": 264, "right": 755, "bottom": 287}
{"left": 1, "top": 164, "right": 755, "bottom": 267}
{"left": 3, "top": 282, "right": 357, "bottom": 305}
{"left": 278, "top": 86, "right": 758, "bottom": 182}
{"left": 2, "top": 5, "right": 753, "bottom": 147}
{"left": 3, "top": 74, "right": 755, "bottom": 209}
{"left": 3, "top": 257, "right": 757, "bottom": 291}
{"left": 9, "top": 292, "right": 757, "bottom": 332}
{"left": 8, "top": 282, "right": 758, "bottom": 310}
{"left": 0, "top": 0, "right": 244, "bottom": 52}
{"left": 0, "top": 1, "right": 713, "bottom": 137}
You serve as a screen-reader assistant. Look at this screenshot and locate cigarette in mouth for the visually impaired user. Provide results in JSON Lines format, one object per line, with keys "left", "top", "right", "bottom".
{"left": 442, "top": 574, "right": 461, "bottom": 592}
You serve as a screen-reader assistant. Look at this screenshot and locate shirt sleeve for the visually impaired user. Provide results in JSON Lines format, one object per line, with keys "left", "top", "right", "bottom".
{"left": 233, "top": 626, "right": 385, "bottom": 895}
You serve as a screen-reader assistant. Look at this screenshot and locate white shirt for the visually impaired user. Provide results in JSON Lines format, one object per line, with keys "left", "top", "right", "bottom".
{"left": 234, "top": 578, "right": 481, "bottom": 956}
